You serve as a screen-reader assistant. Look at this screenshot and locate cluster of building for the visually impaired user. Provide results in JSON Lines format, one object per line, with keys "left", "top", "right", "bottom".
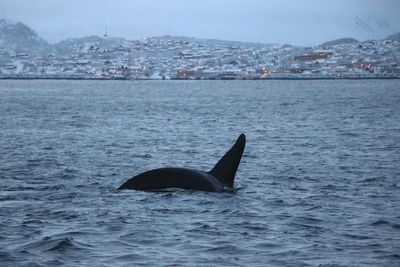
{"left": 1, "top": 36, "right": 399, "bottom": 79}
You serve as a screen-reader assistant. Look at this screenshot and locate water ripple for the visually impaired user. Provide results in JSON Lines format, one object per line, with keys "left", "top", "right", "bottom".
{"left": 1, "top": 80, "right": 399, "bottom": 266}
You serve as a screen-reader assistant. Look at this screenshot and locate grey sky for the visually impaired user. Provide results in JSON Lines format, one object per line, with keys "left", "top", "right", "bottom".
{"left": 1, "top": 0, "right": 399, "bottom": 45}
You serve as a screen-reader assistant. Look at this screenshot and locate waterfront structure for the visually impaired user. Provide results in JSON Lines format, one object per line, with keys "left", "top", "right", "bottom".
{"left": 1, "top": 36, "right": 399, "bottom": 79}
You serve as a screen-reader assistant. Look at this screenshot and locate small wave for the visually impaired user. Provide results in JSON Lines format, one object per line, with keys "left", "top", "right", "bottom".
{"left": 321, "top": 184, "right": 337, "bottom": 190}
{"left": 305, "top": 205, "right": 322, "bottom": 211}
{"left": 133, "top": 154, "right": 152, "bottom": 159}
{"left": 374, "top": 253, "right": 400, "bottom": 260}
{"left": 271, "top": 199, "right": 288, "bottom": 206}
{"left": 112, "top": 253, "right": 147, "bottom": 261}
{"left": 371, "top": 219, "right": 390, "bottom": 226}
{"left": 365, "top": 243, "right": 382, "bottom": 248}
{"left": 358, "top": 177, "right": 383, "bottom": 183}
{"left": 0, "top": 200, "right": 32, "bottom": 208}
{"left": 193, "top": 224, "right": 212, "bottom": 230}
{"left": 296, "top": 216, "right": 323, "bottom": 223}
{"left": 198, "top": 199, "right": 215, "bottom": 205}
{"left": 45, "top": 238, "right": 74, "bottom": 251}
{"left": 4, "top": 186, "right": 37, "bottom": 192}
{"left": 269, "top": 249, "right": 301, "bottom": 257}
{"left": 280, "top": 101, "right": 299, "bottom": 106}
{"left": 222, "top": 187, "right": 237, "bottom": 194}
{"left": 61, "top": 168, "right": 79, "bottom": 179}
{"left": 287, "top": 176, "right": 303, "bottom": 181}
{"left": 339, "top": 132, "right": 359, "bottom": 137}
{"left": 290, "top": 216, "right": 323, "bottom": 229}
{"left": 187, "top": 223, "right": 221, "bottom": 235}
{"left": 364, "top": 177, "right": 379, "bottom": 182}
{"left": 0, "top": 250, "right": 16, "bottom": 263}
{"left": 289, "top": 222, "right": 324, "bottom": 232}
{"left": 243, "top": 153, "right": 258, "bottom": 159}
{"left": 392, "top": 223, "right": 400, "bottom": 229}
{"left": 205, "top": 244, "right": 244, "bottom": 254}
{"left": 343, "top": 233, "right": 370, "bottom": 240}
{"left": 236, "top": 221, "right": 268, "bottom": 232}
{"left": 49, "top": 210, "right": 79, "bottom": 220}
{"left": 215, "top": 208, "right": 240, "bottom": 215}
{"left": 22, "top": 235, "right": 93, "bottom": 253}
{"left": 290, "top": 185, "right": 307, "bottom": 191}
{"left": 390, "top": 182, "right": 400, "bottom": 188}
{"left": 316, "top": 264, "right": 348, "bottom": 267}
{"left": 26, "top": 159, "right": 41, "bottom": 167}
{"left": 23, "top": 219, "right": 45, "bottom": 225}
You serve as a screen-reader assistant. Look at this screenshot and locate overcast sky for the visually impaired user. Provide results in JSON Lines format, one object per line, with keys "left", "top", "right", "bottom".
{"left": 1, "top": 0, "right": 399, "bottom": 45}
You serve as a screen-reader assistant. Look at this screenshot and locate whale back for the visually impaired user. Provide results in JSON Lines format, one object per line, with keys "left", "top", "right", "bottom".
{"left": 209, "top": 134, "right": 246, "bottom": 188}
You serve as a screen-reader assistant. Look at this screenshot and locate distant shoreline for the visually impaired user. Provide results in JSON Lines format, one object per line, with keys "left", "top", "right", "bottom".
{"left": 0, "top": 77, "right": 399, "bottom": 81}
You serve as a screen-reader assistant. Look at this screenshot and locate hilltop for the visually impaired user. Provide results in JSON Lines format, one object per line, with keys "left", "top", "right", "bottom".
{"left": 386, "top": 32, "right": 400, "bottom": 42}
{"left": 0, "top": 19, "right": 50, "bottom": 53}
{"left": 320, "top": 38, "right": 359, "bottom": 47}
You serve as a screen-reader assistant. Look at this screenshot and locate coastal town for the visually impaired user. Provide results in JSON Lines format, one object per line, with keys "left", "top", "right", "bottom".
{"left": 1, "top": 21, "right": 399, "bottom": 80}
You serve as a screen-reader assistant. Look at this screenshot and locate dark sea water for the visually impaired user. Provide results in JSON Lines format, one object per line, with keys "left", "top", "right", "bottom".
{"left": 0, "top": 79, "right": 399, "bottom": 266}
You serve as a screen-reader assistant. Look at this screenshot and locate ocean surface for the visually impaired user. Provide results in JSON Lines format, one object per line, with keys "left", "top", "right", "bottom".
{"left": 0, "top": 79, "right": 399, "bottom": 266}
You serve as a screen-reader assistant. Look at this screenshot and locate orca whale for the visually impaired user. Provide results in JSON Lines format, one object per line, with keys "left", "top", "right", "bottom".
{"left": 118, "top": 134, "right": 246, "bottom": 192}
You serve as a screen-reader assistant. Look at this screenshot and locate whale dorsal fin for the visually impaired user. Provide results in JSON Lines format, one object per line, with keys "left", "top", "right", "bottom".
{"left": 209, "top": 134, "right": 246, "bottom": 188}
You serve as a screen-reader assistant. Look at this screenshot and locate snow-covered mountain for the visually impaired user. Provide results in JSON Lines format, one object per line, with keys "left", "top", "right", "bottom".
{"left": 0, "top": 19, "right": 50, "bottom": 53}
{"left": 386, "top": 32, "right": 400, "bottom": 42}
{"left": 0, "top": 19, "right": 399, "bottom": 55}
{"left": 52, "top": 35, "right": 129, "bottom": 54}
